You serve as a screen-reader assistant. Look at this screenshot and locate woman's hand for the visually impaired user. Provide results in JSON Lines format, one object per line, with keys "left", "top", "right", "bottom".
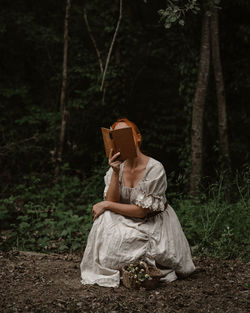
{"left": 92, "top": 201, "right": 110, "bottom": 221}
{"left": 109, "top": 149, "right": 121, "bottom": 174}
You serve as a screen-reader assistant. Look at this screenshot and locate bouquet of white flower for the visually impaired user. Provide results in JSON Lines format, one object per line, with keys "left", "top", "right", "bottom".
{"left": 121, "top": 260, "right": 163, "bottom": 289}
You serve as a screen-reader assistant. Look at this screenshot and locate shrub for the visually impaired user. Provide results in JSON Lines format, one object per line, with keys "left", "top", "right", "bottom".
{"left": 173, "top": 167, "right": 249, "bottom": 260}
{"left": 0, "top": 162, "right": 108, "bottom": 253}
{"left": 0, "top": 164, "right": 249, "bottom": 261}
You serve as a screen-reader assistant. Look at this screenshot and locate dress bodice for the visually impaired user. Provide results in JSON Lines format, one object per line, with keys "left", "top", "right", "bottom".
{"left": 104, "top": 157, "right": 167, "bottom": 212}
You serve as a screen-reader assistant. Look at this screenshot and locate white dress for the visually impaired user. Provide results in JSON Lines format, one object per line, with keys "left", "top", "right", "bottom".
{"left": 80, "top": 158, "right": 195, "bottom": 287}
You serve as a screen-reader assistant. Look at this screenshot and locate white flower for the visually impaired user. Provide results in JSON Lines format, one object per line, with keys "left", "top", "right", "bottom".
{"left": 135, "top": 192, "right": 165, "bottom": 212}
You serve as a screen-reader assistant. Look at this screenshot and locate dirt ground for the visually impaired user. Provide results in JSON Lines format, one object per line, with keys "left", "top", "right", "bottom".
{"left": 0, "top": 250, "right": 249, "bottom": 313}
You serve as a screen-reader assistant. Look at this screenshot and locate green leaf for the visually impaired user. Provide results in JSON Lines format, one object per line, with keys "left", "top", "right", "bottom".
{"left": 61, "top": 229, "right": 68, "bottom": 237}
{"left": 59, "top": 244, "right": 68, "bottom": 251}
{"left": 72, "top": 242, "right": 81, "bottom": 251}
{"left": 170, "top": 16, "right": 177, "bottom": 23}
{"left": 19, "top": 222, "right": 29, "bottom": 229}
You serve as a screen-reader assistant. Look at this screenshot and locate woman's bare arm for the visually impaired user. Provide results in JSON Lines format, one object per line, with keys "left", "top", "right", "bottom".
{"left": 92, "top": 200, "right": 149, "bottom": 220}
{"left": 107, "top": 201, "right": 149, "bottom": 218}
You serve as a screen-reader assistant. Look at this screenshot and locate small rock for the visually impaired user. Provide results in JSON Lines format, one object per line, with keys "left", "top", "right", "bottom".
{"left": 77, "top": 302, "right": 83, "bottom": 308}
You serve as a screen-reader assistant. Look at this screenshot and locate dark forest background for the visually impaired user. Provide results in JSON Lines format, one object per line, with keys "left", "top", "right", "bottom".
{"left": 0, "top": 0, "right": 249, "bottom": 259}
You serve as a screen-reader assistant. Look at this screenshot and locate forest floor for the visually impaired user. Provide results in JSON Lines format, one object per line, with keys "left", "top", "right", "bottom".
{"left": 0, "top": 250, "right": 249, "bottom": 313}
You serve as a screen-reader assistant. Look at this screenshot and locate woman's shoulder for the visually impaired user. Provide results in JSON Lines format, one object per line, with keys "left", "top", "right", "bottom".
{"left": 148, "top": 157, "right": 165, "bottom": 169}
{"left": 146, "top": 157, "right": 166, "bottom": 178}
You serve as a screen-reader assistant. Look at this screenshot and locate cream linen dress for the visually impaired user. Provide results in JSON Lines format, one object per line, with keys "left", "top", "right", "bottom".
{"left": 80, "top": 157, "right": 195, "bottom": 287}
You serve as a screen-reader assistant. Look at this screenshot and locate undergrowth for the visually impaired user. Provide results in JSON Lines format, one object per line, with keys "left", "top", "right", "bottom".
{"left": 0, "top": 164, "right": 249, "bottom": 260}
{"left": 0, "top": 163, "right": 107, "bottom": 254}
{"left": 172, "top": 165, "right": 250, "bottom": 260}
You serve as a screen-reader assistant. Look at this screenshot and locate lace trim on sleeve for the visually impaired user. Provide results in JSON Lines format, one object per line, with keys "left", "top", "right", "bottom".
{"left": 134, "top": 191, "right": 165, "bottom": 212}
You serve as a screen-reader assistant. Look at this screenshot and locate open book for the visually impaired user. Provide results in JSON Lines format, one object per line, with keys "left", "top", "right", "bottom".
{"left": 101, "top": 127, "right": 137, "bottom": 161}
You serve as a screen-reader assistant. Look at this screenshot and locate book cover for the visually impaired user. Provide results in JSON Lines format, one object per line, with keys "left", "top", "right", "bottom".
{"left": 101, "top": 127, "right": 137, "bottom": 161}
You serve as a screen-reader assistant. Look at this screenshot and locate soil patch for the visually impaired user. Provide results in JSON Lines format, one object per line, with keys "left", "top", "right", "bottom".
{"left": 0, "top": 250, "right": 249, "bottom": 312}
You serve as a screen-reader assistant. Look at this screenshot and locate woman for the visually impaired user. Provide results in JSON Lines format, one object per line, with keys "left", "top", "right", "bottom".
{"left": 80, "top": 118, "right": 195, "bottom": 287}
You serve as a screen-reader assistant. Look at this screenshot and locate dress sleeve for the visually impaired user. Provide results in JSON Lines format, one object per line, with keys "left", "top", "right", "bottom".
{"left": 103, "top": 167, "right": 113, "bottom": 199}
{"left": 133, "top": 161, "right": 167, "bottom": 212}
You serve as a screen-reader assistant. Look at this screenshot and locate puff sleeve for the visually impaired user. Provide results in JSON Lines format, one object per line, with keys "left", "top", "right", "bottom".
{"left": 132, "top": 161, "right": 167, "bottom": 212}
{"left": 103, "top": 167, "right": 113, "bottom": 199}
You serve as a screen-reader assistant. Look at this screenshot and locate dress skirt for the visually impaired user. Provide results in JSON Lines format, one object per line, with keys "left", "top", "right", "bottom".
{"left": 80, "top": 204, "right": 195, "bottom": 287}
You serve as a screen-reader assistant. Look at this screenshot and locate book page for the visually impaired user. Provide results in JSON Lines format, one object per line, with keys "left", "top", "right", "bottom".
{"left": 101, "top": 128, "right": 114, "bottom": 158}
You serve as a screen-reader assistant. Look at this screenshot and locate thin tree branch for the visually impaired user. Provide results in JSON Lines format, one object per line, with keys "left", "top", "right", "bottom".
{"left": 0, "top": 136, "right": 36, "bottom": 155}
{"left": 100, "top": 0, "right": 123, "bottom": 92}
{"left": 83, "top": 8, "right": 104, "bottom": 73}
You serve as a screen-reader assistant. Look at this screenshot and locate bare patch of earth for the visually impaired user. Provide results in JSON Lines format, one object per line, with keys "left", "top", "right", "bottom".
{"left": 0, "top": 250, "right": 249, "bottom": 313}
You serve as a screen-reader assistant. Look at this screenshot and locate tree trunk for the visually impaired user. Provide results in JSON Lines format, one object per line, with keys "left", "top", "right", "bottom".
{"left": 210, "top": 8, "right": 230, "bottom": 166}
{"left": 190, "top": 14, "right": 211, "bottom": 195}
{"left": 55, "top": 0, "right": 71, "bottom": 178}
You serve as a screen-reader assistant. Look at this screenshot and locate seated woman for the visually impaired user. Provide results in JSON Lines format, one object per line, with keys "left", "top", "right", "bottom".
{"left": 80, "top": 118, "right": 195, "bottom": 287}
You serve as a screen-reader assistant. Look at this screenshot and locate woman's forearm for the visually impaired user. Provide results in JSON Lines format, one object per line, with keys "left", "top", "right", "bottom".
{"left": 106, "top": 201, "right": 149, "bottom": 218}
{"left": 105, "top": 171, "right": 120, "bottom": 202}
